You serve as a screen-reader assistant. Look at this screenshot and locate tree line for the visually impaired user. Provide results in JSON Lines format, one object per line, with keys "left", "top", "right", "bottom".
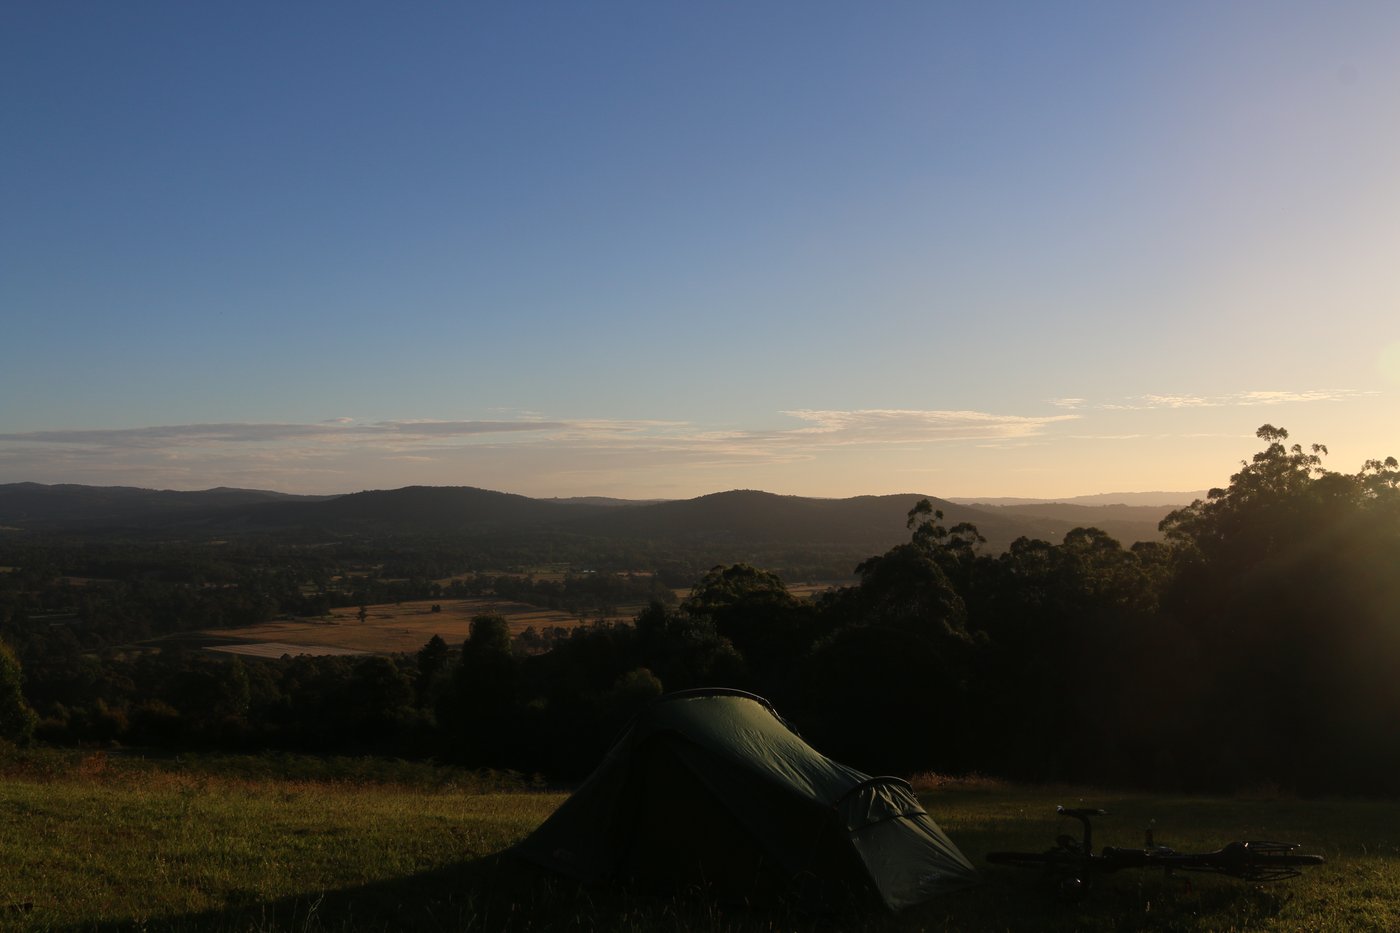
{"left": 1, "top": 426, "right": 1397, "bottom": 794}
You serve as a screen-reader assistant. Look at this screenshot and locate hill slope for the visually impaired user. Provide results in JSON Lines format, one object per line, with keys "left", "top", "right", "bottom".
{"left": 0, "top": 483, "right": 1172, "bottom": 569}
{"left": 0, "top": 482, "right": 331, "bottom": 531}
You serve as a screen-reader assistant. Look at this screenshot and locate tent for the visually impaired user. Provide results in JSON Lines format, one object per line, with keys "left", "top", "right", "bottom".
{"left": 513, "top": 688, "right": 978, "bottom": 911}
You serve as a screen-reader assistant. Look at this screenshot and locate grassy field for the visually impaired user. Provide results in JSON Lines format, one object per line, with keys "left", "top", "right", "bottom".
{"left": 195, "top": 582, "right": 840, "bottom": 658}
{"left": 198, "top": 598, "right": 600, "bottom": 657}
{"left": 0, "top": 752, "right": 1392, "bottom": 932}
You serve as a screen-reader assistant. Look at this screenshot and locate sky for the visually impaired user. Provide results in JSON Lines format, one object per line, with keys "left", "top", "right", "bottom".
{"left": 3, "top": 2, "right": 1398, "bottom": 500}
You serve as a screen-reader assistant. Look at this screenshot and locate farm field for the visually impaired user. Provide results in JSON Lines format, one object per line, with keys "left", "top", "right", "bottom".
{"left": 198, "top": 597, "right": 604, "bottom": 657}
{"left": 0, "top": 751, "right": 1391, "bottom": 932}
{"left": 191, "top": 582, "right": 840, "bottom": 659}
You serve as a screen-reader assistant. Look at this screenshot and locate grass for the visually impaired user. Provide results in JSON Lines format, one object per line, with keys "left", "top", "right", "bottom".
{"left": 0, "top": 752, "right": 1394, "bottom": 932}
{"left": 0, "top": 751, "right": 557, "bottom": 932}
{"left": 196, "top": 597, "right": 600, "bottom": 657}
{"left": 197, "top": 586, "right": 839, "bottom": 658}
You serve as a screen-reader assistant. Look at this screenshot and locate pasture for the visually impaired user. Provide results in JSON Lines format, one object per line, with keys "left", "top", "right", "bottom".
{"left": 0, "top": 751, "right": 1390, "bottom": 932}
{"left": 199, "top": 597, "right": 597, "bottom": 657}
{"left": 195, "top": 582, "right": 838, "bottom": 659}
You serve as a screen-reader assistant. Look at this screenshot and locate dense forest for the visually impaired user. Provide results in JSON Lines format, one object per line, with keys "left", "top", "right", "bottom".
{"left": 0, "top": 426, "right": 1396, "bottom": 795}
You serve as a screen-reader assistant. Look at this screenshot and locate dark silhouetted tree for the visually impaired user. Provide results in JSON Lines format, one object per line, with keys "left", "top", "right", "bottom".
{"left": 682, "top": 564, "right": 814, "bottom": 683}
{"left": 1158, "top": 425, "right": 1400, "bottom": 792}
{"left": 415, "top": 634, "right": 450, "bottom": 709}
{"left": 443, "top": 614, "right": 520, "bottom": 765}
{"left": 0, "top": 642, "right": 37, "bottom": 745}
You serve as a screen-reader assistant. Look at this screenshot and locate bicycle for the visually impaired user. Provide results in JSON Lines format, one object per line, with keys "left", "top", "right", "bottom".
{"left": 986, "top": 806, "right": 1325, "bottom": 901}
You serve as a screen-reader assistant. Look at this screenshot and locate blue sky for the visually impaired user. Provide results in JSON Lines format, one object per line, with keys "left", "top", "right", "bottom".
{"left": 3, "top": 2, "right": 1398, "bottom": 498}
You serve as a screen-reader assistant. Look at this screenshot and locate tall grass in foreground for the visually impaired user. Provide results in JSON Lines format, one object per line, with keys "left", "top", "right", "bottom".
{"left": 0, "top": 751, "right": 1395, "bottom": 932}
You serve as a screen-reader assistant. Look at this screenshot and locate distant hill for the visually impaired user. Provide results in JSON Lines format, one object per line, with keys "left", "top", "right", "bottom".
{"left": 543, "top": 496, "right": 667, "bottom": 507}
{"left": 568, "top": 490, "right": 1066, "bottom": 552}
{"left": 243, "top": 485, "right": 592, "bottom": 533}
{"left": 949, "top": 491, "right": 1206, "bottom": 507}
{"left": 0, "top": 482, "right": 1177, "bottom": 571}
{"left": 949, "top": 501, "right": 1179, "bottom": 546}
{"left": 0, "top": 482, "right": 333, "bottom": 532}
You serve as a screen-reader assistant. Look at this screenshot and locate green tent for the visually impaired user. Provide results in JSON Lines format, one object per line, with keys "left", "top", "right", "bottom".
{"left": 514, "top": 688, "right": 978, "bottom": 911}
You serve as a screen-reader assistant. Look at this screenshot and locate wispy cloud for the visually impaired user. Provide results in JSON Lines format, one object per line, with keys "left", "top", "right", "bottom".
{"left": 0, "top": 420, "right": 565, "bottom": 448}
{"left": 1234, "top": 390, "right": 1363, "bottom": 405}
{"left": 0, "top": 409, "right": 1078, "bottom": 493}
{"left": 1101, "top": 389, "right": 1373, "bottom": 411}
{"left": 374, "top": 420, "right": 568, "bottom": 438}
{"left": 776, "top": 409, "right": 1079, "bottom": 444}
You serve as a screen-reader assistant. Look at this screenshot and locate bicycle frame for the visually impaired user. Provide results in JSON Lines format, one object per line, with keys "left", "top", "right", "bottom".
{"left": 986, "top": 806, "right": 1324, "bottom": 901}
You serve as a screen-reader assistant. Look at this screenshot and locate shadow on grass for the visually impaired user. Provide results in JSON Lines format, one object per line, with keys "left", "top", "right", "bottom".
{"left": 46, "top": 853, "right": 1290, "bottom": 933}
{"left": 48, "top": 854, "right": 537, "bottom": 933}
{"left": 48, "top": 854, "right": 914, "bottom": 933}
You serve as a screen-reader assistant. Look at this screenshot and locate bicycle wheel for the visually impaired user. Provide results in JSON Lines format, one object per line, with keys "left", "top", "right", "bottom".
{"left": 987, "top": 850, "right": 1090, "bottom": 902}
{"left": 1171, "top": 842, "right": 1325, "bottom": 881}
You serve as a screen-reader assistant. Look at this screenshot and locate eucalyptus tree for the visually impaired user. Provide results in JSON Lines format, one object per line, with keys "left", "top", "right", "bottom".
{"left": 683, "top": 564, "right": 813, "bottom": 685}
{"left": 1158, "top": 425, "right": 1400, "bottom": 792}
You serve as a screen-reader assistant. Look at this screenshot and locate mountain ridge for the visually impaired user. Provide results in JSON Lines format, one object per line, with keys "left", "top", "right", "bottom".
{"left": 949, "top": 491, "right": 1206, "bottom": 507}
{"left": 0, "top": 482, "right": 1177, "bottom": 567}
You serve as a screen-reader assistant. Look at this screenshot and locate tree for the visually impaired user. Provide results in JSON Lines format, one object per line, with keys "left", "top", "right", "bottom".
{"left": 902, "top": 498, "right": 986, "bottom": 606}
{"left": 634, "top": 601, "right": 745, "bottom": 690}
{"left": 787, "top": 502, "right": 981, "bottom": 774}
{"left": 1156, "top": 425, "right": 1400, "bottom": 792}
{"left": 682, "top": 565, "right": 813, "bottom": 682}
{"left": 442, "top": 614, "right": 520, "bottom": 765}
{"left": 905, "top": 499, "right": 985, "bottom": 558}
{"left": 467, "top": 613, "right": 513, "bottom": 656}
{"left": 341, "top": 656, "right": 416, "bottom": 747}
{"left": 843, "top": 544, "right": 969, "bottom": 641}
{"left": 415, "top": 634, "right": 450, "bottom": 708}
{"left": 0, "top": 642, "right": 37, "bottom": 745}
